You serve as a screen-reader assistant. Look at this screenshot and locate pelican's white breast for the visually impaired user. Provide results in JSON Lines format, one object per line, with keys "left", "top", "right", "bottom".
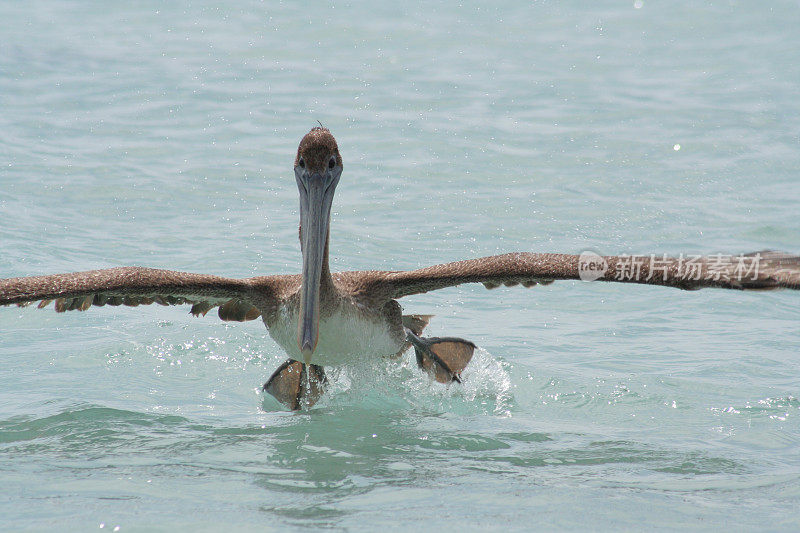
{"left": 266, "top": 300, "right": 402, "bottom": 366}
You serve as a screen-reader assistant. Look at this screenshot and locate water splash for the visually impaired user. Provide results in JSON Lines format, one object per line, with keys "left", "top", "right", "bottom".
{"left": 265, "top": 347, "right": 514, "bottom": 416}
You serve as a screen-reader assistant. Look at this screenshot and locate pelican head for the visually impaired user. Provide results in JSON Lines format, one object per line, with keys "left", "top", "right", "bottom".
{"left": 295, "top": 127, "right": 343, "bottom": 364}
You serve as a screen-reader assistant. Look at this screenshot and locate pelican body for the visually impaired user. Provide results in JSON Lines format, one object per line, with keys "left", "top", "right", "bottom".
{"left": 270, "top": 128, "right": 409, "bottom": 367}
{"left": 2, "top": 127, "right": 799, "bottom": 409}
{"left": 267, "top": 287, "right": 404, "bottom": 367}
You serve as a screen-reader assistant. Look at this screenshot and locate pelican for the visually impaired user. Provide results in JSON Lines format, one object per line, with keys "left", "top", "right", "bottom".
{"left": 2, "top": 127, "right": 799, "bottom": 409}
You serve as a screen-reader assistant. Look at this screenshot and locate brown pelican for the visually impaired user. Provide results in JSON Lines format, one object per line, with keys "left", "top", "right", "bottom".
{"left": 2, "top": 127, "right": 799, "bottom": 410}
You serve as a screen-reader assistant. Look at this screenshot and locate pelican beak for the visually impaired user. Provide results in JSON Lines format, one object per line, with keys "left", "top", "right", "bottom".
{"left": 296, "top": 165, "right": 340, "bottom": 364}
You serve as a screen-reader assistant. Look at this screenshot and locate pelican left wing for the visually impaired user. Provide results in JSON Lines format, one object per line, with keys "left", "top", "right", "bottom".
{"left": 382, "top": 251, "right": 800, "bottom": 299}
{"left": 0, "top": 266, "right": 270, "bottom": 322}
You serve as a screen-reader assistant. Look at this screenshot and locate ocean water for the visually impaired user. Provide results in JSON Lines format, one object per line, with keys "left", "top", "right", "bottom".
{"left": 2, "top": 1, "right": 800, "bottom": 530}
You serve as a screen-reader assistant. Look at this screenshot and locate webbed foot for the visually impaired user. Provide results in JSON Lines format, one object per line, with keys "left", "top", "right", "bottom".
{"left": 263, "top": 359, "right": 327, "bottom": 410}
{"left": 406, "top": 330, "right": 475, "bottom": 384}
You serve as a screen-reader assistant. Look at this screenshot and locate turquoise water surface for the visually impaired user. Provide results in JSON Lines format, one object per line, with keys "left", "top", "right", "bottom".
{"left": 2, "top": 2, "right": 800, "bottom": 530}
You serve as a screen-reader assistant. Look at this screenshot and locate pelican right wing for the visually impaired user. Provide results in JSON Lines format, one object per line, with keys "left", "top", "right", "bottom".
{"left": 0, "top": 266, "right": 276, "bottom": 322}
{"left": 382, "top": 251, "right": 800, "bottom": 299}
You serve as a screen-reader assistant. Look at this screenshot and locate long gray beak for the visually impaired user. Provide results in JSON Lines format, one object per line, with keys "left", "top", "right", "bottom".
{"left": 296, "top": 167, "right": 339, "bottom": 364}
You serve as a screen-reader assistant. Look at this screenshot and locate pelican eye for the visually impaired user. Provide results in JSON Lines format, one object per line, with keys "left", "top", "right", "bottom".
{"left": 299, "top": 158, "right": 305, "bottom": 169}
{"left": 328, "top": 156, "right": 336, "bottom": 169}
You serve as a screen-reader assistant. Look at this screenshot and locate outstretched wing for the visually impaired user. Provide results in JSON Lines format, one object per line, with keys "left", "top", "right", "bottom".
{"left": 382, "top": 251, "right": 800, "bottom": 299}
{"left": 0, "top": 266, "right": 275, "bottom": 322}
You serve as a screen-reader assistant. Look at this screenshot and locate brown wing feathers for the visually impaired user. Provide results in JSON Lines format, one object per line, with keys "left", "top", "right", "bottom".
{"left": 0, "top": 266, "right": 263, "bottom": 322}
{"left": 2, "top": 252, "right": 798, "bottom": 321}
{"left": 385, "top": 251, "right": 800, "bottom": 299}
